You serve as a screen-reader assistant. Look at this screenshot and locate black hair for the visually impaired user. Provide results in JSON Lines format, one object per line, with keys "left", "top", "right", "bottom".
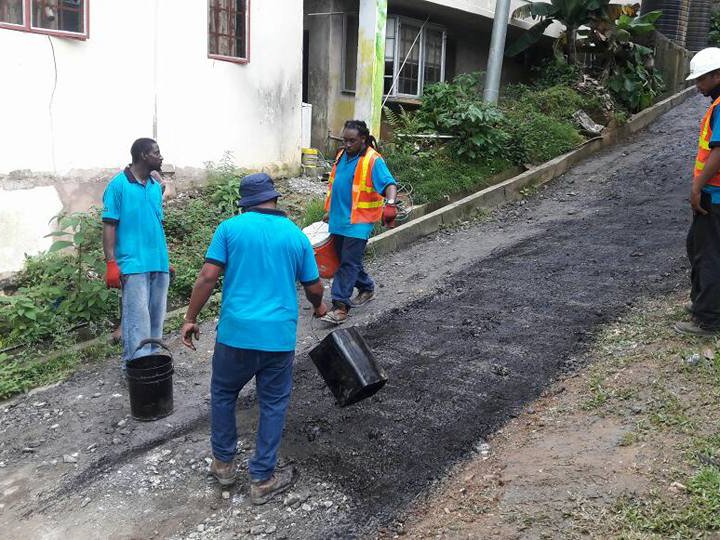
{"left": 130, "top": 138, "right": 157, "bottom": 163}
{"left": 343, "top": 120, "right": 379, "bottom": 151}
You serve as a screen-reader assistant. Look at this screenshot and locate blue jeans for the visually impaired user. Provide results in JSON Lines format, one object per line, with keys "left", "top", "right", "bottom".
{"left": 211, "top": 342, "right": 294, "bottom": 481}
{"left": 121, "top": 272, "right": 169, "bottom": 363}
{"left": 331, "top": 234, "right": 374, "bottom": 309}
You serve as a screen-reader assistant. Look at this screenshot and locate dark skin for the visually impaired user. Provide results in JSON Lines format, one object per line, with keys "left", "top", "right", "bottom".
{"left": 102, "top": 143, "right": 164, "bottom": 262}
{"left": 180, "top": 199, "right": 328, "bottom": 350}
{"left": 321, "top": 127, "right": 398, "bottom": 222}
{"left": 691, "top": 71, "right": 720, "bottom": 216}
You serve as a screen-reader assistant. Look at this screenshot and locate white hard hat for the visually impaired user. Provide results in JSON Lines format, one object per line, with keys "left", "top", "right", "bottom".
{"left": 687, "top": 47, "right": 720, "bottom": 81}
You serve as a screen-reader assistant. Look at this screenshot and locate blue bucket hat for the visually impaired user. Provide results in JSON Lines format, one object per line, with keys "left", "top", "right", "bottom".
{"left": 237, "top": 173, "right": 282, "bottom": 208}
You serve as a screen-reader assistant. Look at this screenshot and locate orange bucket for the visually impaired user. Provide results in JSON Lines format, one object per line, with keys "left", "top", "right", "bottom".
{"left": 313, "top": 235, "right": 340, "bottom": 279}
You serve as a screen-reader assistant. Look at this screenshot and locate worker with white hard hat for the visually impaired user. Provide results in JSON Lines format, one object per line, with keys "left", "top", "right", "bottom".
{"left": 676, "top": 47, "right": 720, "bottom": 336}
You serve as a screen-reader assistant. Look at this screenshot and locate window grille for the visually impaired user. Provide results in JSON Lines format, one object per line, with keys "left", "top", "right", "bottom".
{"left": 209, "top": 0, "right": 249, "bottom": 62}
{"left": 0, "top": 0, "right": 87, "bottom": 37}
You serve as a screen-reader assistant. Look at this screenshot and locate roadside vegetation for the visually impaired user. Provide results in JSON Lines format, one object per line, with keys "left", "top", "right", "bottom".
{"left": 582, "top": 296, "right": 720, "bottom": 537}
{"left": 382, "top": 5, "right": 665, "bottom": 205}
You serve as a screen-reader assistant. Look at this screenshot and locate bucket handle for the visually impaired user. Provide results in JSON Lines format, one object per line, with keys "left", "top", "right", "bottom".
{"left": 133, "top": 338, "right": 172, "bottom": 356}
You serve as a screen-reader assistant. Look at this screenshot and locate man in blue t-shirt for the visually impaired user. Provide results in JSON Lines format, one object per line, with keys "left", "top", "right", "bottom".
{"left": 102, "top": 138, "right": 170, "bottom": 366}
{"left": 181, "top": 173, "right": 327, "bottom": 505}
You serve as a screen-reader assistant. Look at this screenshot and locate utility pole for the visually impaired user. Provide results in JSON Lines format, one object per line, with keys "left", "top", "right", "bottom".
{"left": 483, "top": 0, "right": 512, "bottom": 104}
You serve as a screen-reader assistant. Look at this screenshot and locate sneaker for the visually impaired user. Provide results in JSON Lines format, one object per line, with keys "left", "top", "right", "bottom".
{"left": 250, "top": 466, "right": 296, "bottom": 505}
{"left": 352, "top": 290, "right": 376, "bottom": 307}
{"left": 210, "top": 458, "right": 236, "bottom": 486}
{"left": 673, "top": 321, "right": 720, "bottom": 337}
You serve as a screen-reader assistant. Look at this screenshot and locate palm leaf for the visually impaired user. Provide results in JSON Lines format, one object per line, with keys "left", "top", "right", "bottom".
{"left": 505, "top": 18, "right": 554, "bottom": 57}
{"left": 512, "top": 2, "right": 557, "bottom": 20}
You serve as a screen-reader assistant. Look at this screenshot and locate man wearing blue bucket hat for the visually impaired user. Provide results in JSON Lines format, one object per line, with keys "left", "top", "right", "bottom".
{"left": 181, "top": 172, "right": 328, "bottom": 504}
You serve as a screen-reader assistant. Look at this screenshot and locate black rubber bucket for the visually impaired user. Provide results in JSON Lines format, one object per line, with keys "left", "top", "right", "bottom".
{"left": 126, "top": 339, "right": 174, "bottom": 421}
{"left": 309, "top": 327, "right": 387, "bottom": 407}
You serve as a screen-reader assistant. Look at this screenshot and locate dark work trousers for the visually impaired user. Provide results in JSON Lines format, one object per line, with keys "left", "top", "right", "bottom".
{"left": 687, "top": 192, "right": 720, "bottom": 329}
{"left": 330, "top": 234, "right": 374, "bottom": 310}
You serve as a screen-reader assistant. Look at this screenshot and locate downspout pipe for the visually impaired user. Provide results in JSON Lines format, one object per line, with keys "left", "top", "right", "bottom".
{"left": 483, "top": 0, "right": 512, "bottom": 104}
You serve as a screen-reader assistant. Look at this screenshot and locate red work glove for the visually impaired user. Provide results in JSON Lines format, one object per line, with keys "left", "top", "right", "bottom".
{"left": 382, "top": 203, "right": 398, "bottom": 228}
{"left": 105, "top": 260, "right": 122, "bottom": 289}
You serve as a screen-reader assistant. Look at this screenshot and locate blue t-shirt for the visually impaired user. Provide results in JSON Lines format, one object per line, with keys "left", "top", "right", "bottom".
{"left": 101, "top": 168, "right": 169, "bottom": 274}
{"left": 701, "top": 105, "right": 720, "bottom": 203}
{"left": 328, "top": 150, "right": 397, "bottom": 240}
{"left": 206, "top": 208, "right": 320, "bottom": 352}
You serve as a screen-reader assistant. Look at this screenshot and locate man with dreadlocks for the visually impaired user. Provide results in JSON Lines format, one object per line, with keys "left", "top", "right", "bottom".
{"left": 320, "top": 119, "right": 398, "bottom": 325}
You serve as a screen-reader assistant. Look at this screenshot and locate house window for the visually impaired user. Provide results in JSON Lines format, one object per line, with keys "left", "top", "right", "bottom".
{"left": 0, "top": 0, "right": 88, "bottom": 38}
{"left": 208, "top": 0, "right": 250, "bottom": 63}
{"left": 343, "top": 14, "right": 446, "bottom": 99}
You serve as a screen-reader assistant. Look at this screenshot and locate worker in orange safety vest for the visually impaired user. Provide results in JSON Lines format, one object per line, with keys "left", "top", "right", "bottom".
{"left": 676, "top": 47, "right": 720, "bottom": 336}
{"left": 320, "top": 120, "right": 398, "bottom": 325}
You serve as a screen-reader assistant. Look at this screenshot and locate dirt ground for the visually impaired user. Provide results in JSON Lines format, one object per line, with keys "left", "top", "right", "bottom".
{"left": 389, "top": 291, "right": 718, "bottom": 539}
{"left": 0, "top": 94, "right": 708, "bottom": 539}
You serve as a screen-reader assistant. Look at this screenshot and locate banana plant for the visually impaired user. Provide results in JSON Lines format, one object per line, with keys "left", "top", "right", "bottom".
{"left": 506, "top": 0, "right": 614, "bottom": 64}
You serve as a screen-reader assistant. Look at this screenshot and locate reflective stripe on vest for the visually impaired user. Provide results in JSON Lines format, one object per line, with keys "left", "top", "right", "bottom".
{"left": 324, "top": 147, "right": 385, "bottom": 224}
{"left": 695, "top": 96, "right": 720, "bottom": 187}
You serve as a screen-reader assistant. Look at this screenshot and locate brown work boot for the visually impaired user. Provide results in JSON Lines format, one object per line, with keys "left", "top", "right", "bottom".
{"left": 320, "top": 307, "right": 348, "bottom": 325}
{"left": 210, "top": 458, "right": 236, "bottom": 486}
{"left": 250, "top": 466, "right": 296, "bottom": 505}
{"left": 352, "top": 289, "right": 376, "bottom": 307}
{"left": 674, "top": 321, "right": 719, "bottom": 337}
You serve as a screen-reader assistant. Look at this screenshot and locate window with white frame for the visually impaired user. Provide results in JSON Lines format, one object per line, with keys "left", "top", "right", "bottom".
{"left": 0, "top": 0, "right": 87, "bottom": 38}
{"left": 343, "top": 14, "right": 446, "bottom": 99}
{"left": 208, "top": 0, "right": 249, "bottom": 63}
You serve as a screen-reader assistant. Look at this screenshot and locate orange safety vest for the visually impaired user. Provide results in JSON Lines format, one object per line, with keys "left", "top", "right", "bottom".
{"left": 695, "top": 96, "right": 720, "bottom": 187}
{"left": 324, "top": 147, "right": 385, "bottom": 224}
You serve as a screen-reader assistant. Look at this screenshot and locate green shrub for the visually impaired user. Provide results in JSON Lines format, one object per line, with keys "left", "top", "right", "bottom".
{"left": 532, "top": 58, "right": 583, "bottom": 88}
{"left": 711, "top": 11, "right": 720, "bottom": 46}
{"left": 420, "top": 73, "right": 510, "bottom": 161}
{"left": 0, "top": 209, "right": 120, "bottom": 347}
{"left": 504, "top": 83, "right": 601, "bottom": 121}
{"left": 384, "top": 146, "right": 510, "bottom": 205}
{"left": 506, "top": 110, "right": 584, "bottom": 164}
{"left": 165, "top": 194, "right": 226, "bottom": 301}
{"left": 527, "top": 85, "right": 597, "bottom": 121}
{"left": 608, "top": 54, "right": 665, "bottom": 112}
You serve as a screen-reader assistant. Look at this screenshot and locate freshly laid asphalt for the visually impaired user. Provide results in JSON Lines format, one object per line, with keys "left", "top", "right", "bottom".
{"left": 0, "top": 94, "right": 703, "bottom": 539}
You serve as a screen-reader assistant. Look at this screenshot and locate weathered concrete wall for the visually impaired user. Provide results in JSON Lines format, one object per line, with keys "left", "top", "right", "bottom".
{"left": 305, "top": 0, "right": 357, "bottom": 152}
{"left": 0, "top": 0, "right": 304, "bottom": 276}
{"left": 0, "top": 187, "right": 64, "bottom": 281}
{"left": 653, "top": 31, "right": 692, "bottom": 95}
{"left": 0, "top": 0, "right": 303, "bottom": 177}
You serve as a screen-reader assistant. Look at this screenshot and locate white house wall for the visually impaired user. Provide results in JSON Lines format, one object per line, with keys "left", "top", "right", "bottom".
{"left": 0, "top": 0, "right": 302, "bottom": 277}
{"left": 0, "top": 0, "right": 303, "bottom": 177}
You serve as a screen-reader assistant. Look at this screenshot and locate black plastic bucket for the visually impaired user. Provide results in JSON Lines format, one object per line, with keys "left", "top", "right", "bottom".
{"left": 126, "top": 339, "right": 174, "bottom": 421}
{"left": 309, "top": 327, "right": 387, "bottom": 407}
